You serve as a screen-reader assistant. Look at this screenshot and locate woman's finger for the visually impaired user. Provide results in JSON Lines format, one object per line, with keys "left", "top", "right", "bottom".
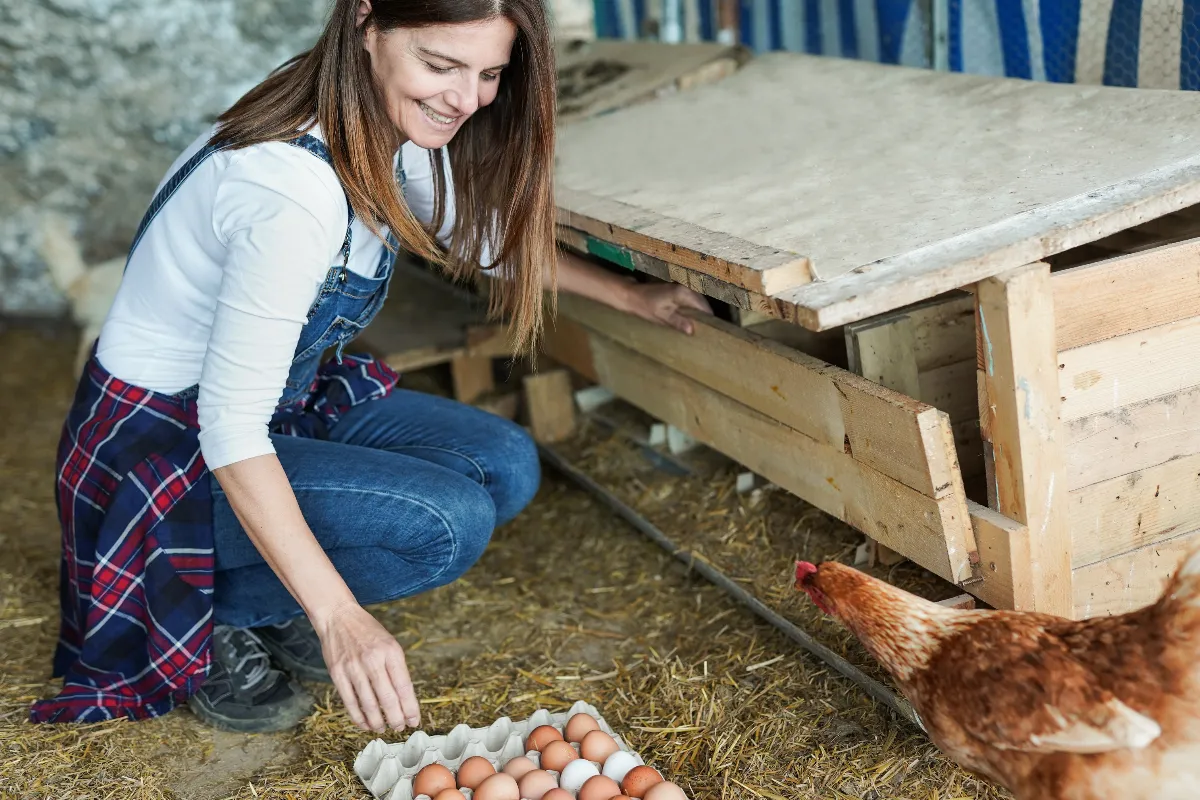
{"left": 349, "top": 661, "right": 386, "bottom": 732}
{"left": 665, "top": 311, "right": 693, "bottom": 335}
{"left": 674, "top": 285, "right": 713, "bottom": 314}
{"left": 368, "top": 655, "right": 407, "bottom": 731}
{"left": 331, "top": 666, "right": 367, "bottom": 731}
{"left": 387, "top": 653, "right": 422, "bottom": 729}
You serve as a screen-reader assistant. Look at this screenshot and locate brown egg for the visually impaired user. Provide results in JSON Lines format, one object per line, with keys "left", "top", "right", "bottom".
{"left": 413, "top": 763, "right": 456, "bottom": 798}
{"left": 501, "top": 755, "right": 537, "bottom": 779}
{"left": 620, "top": 765, "right": 663, "bottom": 798}
{"left": 611, "top": 796, "right": 634, "bottom": 800}
{"left": 538, "top": 739, "right": 579, "bottom": 773}
{"left": 524, "top": 724, "right": 564, "bottom": 752}
{"left": 541, "top": 790, "right": 573, "bottom": 800}
{"left": 564, "top": 712, "right": 601, "bottom": 743}
{"left": 516, "top": 768, "right": 558, "bottom": 800}
{"left": 578, "top": 774, "right": 623, "bottom": 800}
{"left": 642, "top": 781, "right": 688, "bottom": 800}
{"left": 433, "top": 790, "right": 467, "bottom": 800}
{"left": 456, "top": 756, "right": 496, "bottom": 790}
{"left": 579, "top": 730, "right": 619, "bottom": 763}
{"left": 472, "top": 771, "right": 520, "bottom": 800}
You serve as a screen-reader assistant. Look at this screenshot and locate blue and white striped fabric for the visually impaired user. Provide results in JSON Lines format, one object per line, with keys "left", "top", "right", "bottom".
{"left": 593, "top": 0, "right": 1200, "bottom": 90}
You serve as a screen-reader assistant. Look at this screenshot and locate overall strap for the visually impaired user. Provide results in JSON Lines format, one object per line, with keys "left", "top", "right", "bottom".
{"left": 124, "top": 133, "right": 358, "bottom": 270}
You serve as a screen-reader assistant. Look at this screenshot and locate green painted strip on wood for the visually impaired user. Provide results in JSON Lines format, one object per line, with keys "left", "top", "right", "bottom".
{"left": 585, "top": 236, "right": 636, "bottom": 270}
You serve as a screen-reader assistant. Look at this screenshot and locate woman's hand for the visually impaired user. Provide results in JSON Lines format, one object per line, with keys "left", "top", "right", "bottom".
{"left": 551, "top": 250, "right": 713, "bottom": 335}
{"left": 314, "top": 601, "right": 421, "bottom": 733}
{"left": 620, "top": 282, "right": 713, "bottom": 335}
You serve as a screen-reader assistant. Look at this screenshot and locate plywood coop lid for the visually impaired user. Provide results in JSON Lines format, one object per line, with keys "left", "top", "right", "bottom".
{"left": 554, "top": 52, "right": 1200, "bottom": 330}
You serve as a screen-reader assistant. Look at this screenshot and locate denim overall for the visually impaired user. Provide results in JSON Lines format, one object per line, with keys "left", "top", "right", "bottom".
{"left": 126, "top": 133, "right": 403, "bottom": 406}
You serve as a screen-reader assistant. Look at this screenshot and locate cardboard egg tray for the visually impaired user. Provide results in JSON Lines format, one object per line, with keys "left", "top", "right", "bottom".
{"left": 354, "top": 700, "right": 646, "bottom": 800}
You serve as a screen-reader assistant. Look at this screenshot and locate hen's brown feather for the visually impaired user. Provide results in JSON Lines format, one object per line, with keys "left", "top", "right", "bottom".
{"left": 795, "top": 557, "right": 1200, "bottom": 799}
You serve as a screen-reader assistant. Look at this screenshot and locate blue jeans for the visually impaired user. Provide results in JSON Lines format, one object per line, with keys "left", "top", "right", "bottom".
{"left": 210, "top": 389, "right": 541, "bottom": 628}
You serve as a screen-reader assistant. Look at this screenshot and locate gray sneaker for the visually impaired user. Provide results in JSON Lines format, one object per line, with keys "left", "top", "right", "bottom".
{"left": 255, "top": 615, "right": 332, "bottom": 683}
{"left": 188, "top": 625, "right": 314, "bottom": 733}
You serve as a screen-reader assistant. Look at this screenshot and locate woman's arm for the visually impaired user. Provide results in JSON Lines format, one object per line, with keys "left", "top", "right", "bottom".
{"left": 202, "top": 147, "right": 419, "bottom": 734}
{"left": 210, "top": 456, "right": 420, "bottom": 734}
{"left": 551, "top": 248, "right": 714, "bottom": 335}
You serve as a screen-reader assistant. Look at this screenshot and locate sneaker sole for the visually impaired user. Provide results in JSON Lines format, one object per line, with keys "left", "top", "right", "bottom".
{"left": 260, "top": 638, "right": 333, "bottom": 684}
{"left": 187, "top": 687, "right": 315, "bottom": 734}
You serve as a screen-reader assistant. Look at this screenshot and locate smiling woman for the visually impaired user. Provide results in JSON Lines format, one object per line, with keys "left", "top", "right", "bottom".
{"left": 30, "top": 0, "right": 711, "bottom": 736}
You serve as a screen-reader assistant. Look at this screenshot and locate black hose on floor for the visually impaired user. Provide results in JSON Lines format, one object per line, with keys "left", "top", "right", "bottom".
{"left": 537, "top": 443, "right": 926, "bottom": 734}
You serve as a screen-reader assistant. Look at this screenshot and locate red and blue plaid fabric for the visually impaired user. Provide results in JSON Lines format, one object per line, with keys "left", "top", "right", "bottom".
{"left": 30, "top": 351, "right": 398, "bottom": 723}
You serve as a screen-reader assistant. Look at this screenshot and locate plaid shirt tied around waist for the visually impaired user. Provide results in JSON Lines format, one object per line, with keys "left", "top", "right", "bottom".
{"left": 30, "top": 352, "right": 398, "bottom": 723}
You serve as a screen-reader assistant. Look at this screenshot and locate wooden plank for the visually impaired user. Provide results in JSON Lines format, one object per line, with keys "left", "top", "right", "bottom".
{"left": 556, "top": 292, "right": 965, "bottom": 504}
{"left": 918, "top": 360, "right": 977, "bottom": 424}
{"left": 847, "top": 316, "right": 921, "bottom": 399}
{"left": 524, "top": 369, "right": 578, "bottom": 443}
{"left": 968, "top": 500, "right": 1034, "bottom": 611}
{"left": 1071, "top": 453, "right": 1200, "bottom": 569}
{"left": 1073, "top": 528, "right": 1200, "bottom": 619}
{"left": 451, "top": 356, "right": 495, "bottom": 404}
{"left": 908, "top": 294, "right": 977, "bottom": 371}
{"left": 554, "top": 39, "right": 744, "bottom": 126}
{"left": 1058, "top": 314, "right": 1200, "bottom": 422}
{"left": 586, "top": 334, "right": 972, "bottom": 582}
{"left": 1066, "top": 383, "right": 1200, "bottom": 490}
{"left": 1051, "top": 237, "right": 1200, "bottom": 351}
{"left": 976, "top": 263, "right": 1073, "bottom": 617}
{"left": 555, "top": 51, "right": 1200, "bottom": 331}
{"left": 557, "top": 187, "right": 813, "bottom": 296}
{"left": 542, "top": 315, "right": 599, "bottom": 383}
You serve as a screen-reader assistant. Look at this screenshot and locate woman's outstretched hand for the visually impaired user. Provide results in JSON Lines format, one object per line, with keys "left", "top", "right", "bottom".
{"left": 314, "top": 601, "right": 420, "bottom": 733}
{"left": 623, "top": 282, "right": 713, "bottom": 335}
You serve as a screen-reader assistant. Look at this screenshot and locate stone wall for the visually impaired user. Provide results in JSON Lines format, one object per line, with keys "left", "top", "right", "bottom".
{"left": 0, "top": 0, "right": 593, "bottom": 316}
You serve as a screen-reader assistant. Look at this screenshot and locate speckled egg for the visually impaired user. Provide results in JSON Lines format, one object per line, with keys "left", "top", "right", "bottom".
{"left": 620, "top": 765, "right": 663, "bottom": 798}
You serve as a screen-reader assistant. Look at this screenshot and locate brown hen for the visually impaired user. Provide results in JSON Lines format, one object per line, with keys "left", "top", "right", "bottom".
{"left": 794, "top": 550, "right": 1200, "bottom": 800}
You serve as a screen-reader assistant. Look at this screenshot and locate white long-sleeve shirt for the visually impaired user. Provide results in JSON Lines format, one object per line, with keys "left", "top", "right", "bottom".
{"left": 96, "top": 125, "right": 485, "bottom": 470}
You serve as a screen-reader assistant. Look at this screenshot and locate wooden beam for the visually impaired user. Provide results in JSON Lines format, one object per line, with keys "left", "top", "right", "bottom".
{"left": 585, "top": 333, "right": 974, "bottom": 583}
{"left": 968, "top": 500, "right": 1034, "bottom": 611}
{"left": 1058, "top": 314, "right": 1200, "bottom": 421}
{"left": 1051, "top": 236, "right": 1200, "bottom": 351}
{"left": 524, "top": 369, "right": 578, "bottom": 443}
{"left": 557, "top": 187, "right": 813, "bottom": 296}
{"left": 976, "top": 263, "right": 1073, "bottom": 617}
{"left": 542, "top": 315, "right": 599, "bottom": 383}
{"left": 1066, "top": 383, "right": 1200, "bottom": 490}
{"left": 1073, "top": 527, "right": 1200, "bottom": 619}
{"left": 557, "top": 293, "right": 965, "bottom": 503}
{"left": 846, "top": 316, "right": 921, "bottom": 398}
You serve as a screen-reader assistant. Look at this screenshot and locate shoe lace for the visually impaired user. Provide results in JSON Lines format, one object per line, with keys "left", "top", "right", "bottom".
{"left": 216, "top": 626, "right": 272, "bottom": 692}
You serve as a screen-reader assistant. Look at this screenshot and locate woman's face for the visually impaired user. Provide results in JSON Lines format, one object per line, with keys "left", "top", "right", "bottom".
{"left": 359, "top": 3, "right": 517, "bottom": 150}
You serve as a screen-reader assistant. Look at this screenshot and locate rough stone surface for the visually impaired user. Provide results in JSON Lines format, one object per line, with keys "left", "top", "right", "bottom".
{"left": 1, "top": 0, "right": 331, "bottom": 315}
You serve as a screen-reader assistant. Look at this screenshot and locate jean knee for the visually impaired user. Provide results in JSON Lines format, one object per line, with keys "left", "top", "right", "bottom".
{"left": 487, "top": 418, "right": 541, "bottom": 525}
{"left": 439, "top": 479, "right": 497, "bottom": 579}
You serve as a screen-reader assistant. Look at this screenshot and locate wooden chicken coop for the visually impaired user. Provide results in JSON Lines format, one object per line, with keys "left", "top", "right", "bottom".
{"left": 537, "top": 51, "right": 1200, "bottom": 621}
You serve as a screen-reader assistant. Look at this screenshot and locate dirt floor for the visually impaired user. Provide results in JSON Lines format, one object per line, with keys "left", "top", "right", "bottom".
{"left": 0, "top": 320, "right": 1008, "bottom": 800}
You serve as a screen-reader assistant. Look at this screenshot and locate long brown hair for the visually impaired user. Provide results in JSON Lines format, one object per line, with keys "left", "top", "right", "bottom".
{"left": 210, "top": 0, "right": 557, "bottom": 355}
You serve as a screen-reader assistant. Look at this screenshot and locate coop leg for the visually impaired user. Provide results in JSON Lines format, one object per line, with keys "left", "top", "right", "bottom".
{"left": 975, "top": 263, "right": 1072, "bottom": 618}
{"left": 524, "top": 368, "right": 577, "bottom": 443}
{"left": 451, "top": 355, "right": 495, "bottom": 404}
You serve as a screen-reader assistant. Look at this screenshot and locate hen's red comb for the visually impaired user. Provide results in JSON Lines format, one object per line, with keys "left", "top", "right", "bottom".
{"left": 795, "top": 561, "right": 818, "bottom": 584}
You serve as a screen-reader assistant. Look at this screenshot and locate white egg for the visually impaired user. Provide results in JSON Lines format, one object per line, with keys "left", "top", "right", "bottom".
{"left": 558, "top": 758, "right": 600, "bottom": 794}
{"left": 601, "top": 750, "right": 640, "bottom": 784}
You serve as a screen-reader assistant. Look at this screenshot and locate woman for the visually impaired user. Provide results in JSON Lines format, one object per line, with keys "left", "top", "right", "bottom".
{"left": 33, "top": 0, "right": 710, "bottom": 735}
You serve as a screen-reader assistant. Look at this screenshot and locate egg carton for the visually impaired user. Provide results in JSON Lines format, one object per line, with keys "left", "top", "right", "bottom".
{"left": 354, "top": 700, "right": 645, "bottom": 800}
